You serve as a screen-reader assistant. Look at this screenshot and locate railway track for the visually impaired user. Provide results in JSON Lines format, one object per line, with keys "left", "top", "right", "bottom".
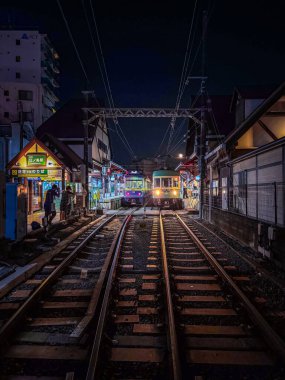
{"left": 87, "top": 212, "right": 285, "bottom": 380}
{"left": 1, "top": 210, "right": 285, "bottom": 379}
{"left": 0, "top": 212, "right": 129, "bottom": 378}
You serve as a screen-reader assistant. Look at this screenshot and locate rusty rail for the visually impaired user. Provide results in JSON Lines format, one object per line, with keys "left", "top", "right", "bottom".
{"left": 175, "top": 212, "right": 285, "bottom": 363}
{"left": 159, "top": 212, "right": 182, "bottom": 380}
{"left": 0, "top": 213, "right": 120, "bottom": 347}
{"left": 85, "top": 213, "right": 132, "bottom": 380}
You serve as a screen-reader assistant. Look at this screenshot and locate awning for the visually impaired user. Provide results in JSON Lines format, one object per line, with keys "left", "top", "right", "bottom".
{"left": 110, "top": 161, "right": 127, "bottom": 173}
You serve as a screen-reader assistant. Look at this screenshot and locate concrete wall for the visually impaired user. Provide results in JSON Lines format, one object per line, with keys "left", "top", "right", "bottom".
{"left": 203, "top": 205, "right": 285, "bottom": 268}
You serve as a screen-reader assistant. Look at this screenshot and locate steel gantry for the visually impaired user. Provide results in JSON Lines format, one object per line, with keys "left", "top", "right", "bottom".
{"left": 82, "top": 107, "right": 201, "bottom": 125}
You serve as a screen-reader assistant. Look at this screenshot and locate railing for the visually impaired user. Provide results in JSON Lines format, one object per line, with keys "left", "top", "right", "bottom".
{"left": 204, "top": 182, "right": 285, "bottom": 227}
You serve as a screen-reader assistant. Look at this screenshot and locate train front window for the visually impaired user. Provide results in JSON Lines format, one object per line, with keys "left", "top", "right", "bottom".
{"left": 126, "top": 180, "right": 143, "bottom": 189}
{"left": 162, "top": 178, "right": 172, "bottom": 187}
{"left": 173, "top": 177, "right": 179, "bottom": 187}
{"left": 154, "top": 178, "right": 160, "bottom": 188}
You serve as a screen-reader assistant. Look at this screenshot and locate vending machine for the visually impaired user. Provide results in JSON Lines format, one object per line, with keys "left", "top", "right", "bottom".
{"left": 5, "top": 183, "right": 27, "bottom": 241}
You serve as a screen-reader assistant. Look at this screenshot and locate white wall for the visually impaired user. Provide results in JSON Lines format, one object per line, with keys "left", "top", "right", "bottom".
{"left": 0, "top": 31, "right": 41, "bottom": 83}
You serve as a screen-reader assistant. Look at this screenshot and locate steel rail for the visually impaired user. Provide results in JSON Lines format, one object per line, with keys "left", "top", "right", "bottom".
{"left": 191, "top": 218, "right": 285, "bottom": 292}
{"left": 0, "top": 213, "right": 120, "bottom": 347}
{"left": 85, "top": 213, "right": 132, "bottom": 380}
{"left": 175, "top": 212, "right": 285, "bottom": 363}
{"left": 159, "top": 212, "right": 182, "bottom": 380}
{"left": 70, "top": 216, "right": 128, "bottom": 338}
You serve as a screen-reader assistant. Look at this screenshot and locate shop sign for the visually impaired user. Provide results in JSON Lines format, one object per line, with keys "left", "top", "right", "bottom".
{"left": 26, "top": 153, "right": 47, "bottom": 166}
{"left": 12, "top": 169, "right": 48, "bottom": 177}
{"left": 47, "top": 169, "right": 62, "bottom": 180}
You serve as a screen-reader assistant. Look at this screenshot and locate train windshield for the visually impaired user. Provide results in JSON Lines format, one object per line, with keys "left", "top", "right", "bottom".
{"left": 173, "top": 177, "right": 179, "bottom": 187}
{"left": 126, "top": 179, "right": 143, "bottom": 189}
{"left": 154, "top": 178, "right": 160, "bottom": 188}
{"left": 161, "top": 178, "right": 172, "bottom": 187}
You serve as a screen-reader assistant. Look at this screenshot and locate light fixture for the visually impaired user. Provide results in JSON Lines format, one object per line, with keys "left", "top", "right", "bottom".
{"left": 178, "top": 153, "right": 183, "bottom": 159}
{"left": 156, "top": 190, "right": 160, "bottom": 196}
{"left": 173, "top": 190, "right": 177, "bottom": 195}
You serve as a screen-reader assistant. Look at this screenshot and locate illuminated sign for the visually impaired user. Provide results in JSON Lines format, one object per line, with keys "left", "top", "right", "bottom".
{"left": 26, "top": 153, "right": 47, "bottom": 166}
{"left": 12, "top": 169, "right": 48, "bottom": 177}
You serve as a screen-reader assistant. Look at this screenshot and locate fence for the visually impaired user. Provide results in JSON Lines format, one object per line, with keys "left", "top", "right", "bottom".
{"left": 204, "top": 182, "right": 284, "bottom": 227}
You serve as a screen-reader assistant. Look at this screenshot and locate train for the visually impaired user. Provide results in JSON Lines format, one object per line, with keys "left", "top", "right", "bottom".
{"left": 152, "top": 169, "right": 183, "bottom": 209}
{"left": 121, "top": 172, "right": 151, "bottom": 206}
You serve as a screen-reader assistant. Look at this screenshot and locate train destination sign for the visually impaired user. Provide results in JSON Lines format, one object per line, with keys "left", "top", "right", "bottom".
{"left": 26, "top": 153, "right": 47, "bottom": 166}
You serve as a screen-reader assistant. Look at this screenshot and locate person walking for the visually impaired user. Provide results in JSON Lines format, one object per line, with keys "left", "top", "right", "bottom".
{"left": 44, "top": 184, "right": 59, "bottom": 225}
{"left": 60, "top": 185, "right": 74, "bottom": 220}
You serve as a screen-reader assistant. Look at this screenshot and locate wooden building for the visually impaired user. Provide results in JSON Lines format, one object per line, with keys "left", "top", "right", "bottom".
{"left": 204, "top": 82, "right": 285, "bottom": 266}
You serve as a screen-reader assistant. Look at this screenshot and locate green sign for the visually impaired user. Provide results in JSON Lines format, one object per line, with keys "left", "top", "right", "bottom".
{"left": 12, "top": 169, "right": 48, "bottom": 177}
{"left": 27, "top": 153, "right": 47, "bottom": 166}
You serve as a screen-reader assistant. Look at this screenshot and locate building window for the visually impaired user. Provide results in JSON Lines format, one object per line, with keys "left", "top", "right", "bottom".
{"left": 4, "top": 90, "right": 9, "bottom": 96}
{"left": 212, "top": 179, "right": 219, "bottom": 196}
{"left": 4, "top": 112, "right": 9, "bottom": 118}
{"left": 16, "top": 39, "right": 20, "bottom": 45}
{"left": 16, "top": 72, "right": 21, "bottom": 79}
{"left": 18, "top": 90, "right": 33, "bottom": 101}
{"left": 16, "top": 55, "right": 21, "bottom": 62}
{"left": 98, "top": 138, "right": 108, "bottom": 154}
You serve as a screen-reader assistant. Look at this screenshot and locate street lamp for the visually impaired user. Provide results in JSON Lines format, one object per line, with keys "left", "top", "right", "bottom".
{"left": 178, "top": 153, "right": 183, "bottom": 159}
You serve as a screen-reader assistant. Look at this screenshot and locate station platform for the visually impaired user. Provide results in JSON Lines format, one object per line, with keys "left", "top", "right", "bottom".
{"left": 27, "top": 211, "right": 60, "bottom": 233}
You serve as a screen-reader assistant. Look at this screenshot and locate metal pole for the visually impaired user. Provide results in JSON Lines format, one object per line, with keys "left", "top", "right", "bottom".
{"left": 19, "top": 107, "right": 23, "bottom": 151}
{"left": 82, "top": 91, "right": 91, "bottom": 213}
{"left": 199, "top": 10, "right": 207, "bottom": 219}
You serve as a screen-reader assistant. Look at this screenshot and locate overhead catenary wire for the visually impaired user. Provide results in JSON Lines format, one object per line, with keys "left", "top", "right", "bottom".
{"left": 81, "top": 0, "right": 136, "bottom": 159}
{"left": 87, "top": 0, "right": 135, "bottom": 158}
{"left": 56, "top": 0, "right": 89, "bottom": 85}
{"left": 166, "top": 0, "right": 198, "bottom": 153}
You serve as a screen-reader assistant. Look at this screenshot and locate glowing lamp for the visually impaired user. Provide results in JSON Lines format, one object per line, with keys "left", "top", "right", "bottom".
{"left": 126, "top": 192, "right": 130, "bottom": 196}
{"left": 156, "top": 190, "right": 160, "bottom": 196}
{"left": 138, "top": 192, "right": 141, "bottom": 196}
{"left": 173, "top": 190, "right": 177, "bottom": 195}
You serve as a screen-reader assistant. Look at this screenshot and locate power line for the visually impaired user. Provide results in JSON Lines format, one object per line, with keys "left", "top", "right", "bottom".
{"left": 166, "top": 0, "right": 198, "bottom": 152}
{"left": 87, "top": 0, "right": 135, "bottom": 158}
{"left": 56, "top": 0, "right": 89, "bottom": 84}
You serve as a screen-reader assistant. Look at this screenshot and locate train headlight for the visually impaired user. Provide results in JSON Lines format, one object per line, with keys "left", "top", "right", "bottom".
{"left": 156, "top": 190, "right": 160, "bottom": 196}
{"left": 173, "top": 190, "right": 177, "bottom": 196}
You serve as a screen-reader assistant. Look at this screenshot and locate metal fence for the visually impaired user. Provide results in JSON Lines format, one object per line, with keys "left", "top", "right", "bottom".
{"left": 204, "top": 182, "right": 284, "bottom": 227}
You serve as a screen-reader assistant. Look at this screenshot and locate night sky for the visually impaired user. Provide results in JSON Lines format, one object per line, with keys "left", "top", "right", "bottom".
{"left": 1, "top": 0, "right": 285, "bottom": 165}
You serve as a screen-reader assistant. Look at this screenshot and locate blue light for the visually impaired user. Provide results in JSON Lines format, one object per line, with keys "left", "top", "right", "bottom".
{"left": 195, "top": 175, "right": 200, "bottom": 181}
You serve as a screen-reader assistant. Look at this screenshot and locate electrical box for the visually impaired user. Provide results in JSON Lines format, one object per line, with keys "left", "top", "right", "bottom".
{"left": 5, "top": 183, "right": 27, "bottom": 241}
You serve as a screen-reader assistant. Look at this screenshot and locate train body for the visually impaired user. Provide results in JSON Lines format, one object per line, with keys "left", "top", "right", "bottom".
{"left": 122, "top": 173, "right": 151, "bottom": 206}
{"left": 152, "top": 169, "right": 183, "bottom": 209}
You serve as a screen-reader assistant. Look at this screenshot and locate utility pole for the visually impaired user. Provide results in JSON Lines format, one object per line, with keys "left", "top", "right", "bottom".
{"left": 82, "top": 90, "right": 93, "bottom": 213}
{"left": 199, "top": 10, "right": 207, "bottom": 219}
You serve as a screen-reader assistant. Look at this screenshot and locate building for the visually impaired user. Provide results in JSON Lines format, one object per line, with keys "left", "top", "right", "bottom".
{"left": 6, "top": 137, "right": 72, "bottom": 216}
{"left": 0, "top": 30, "right": 59, "bottom": 171}
{"left": 204, "top": 82, "right": 285, "bottom": 267}
{"left": 129, "top": 157, "right": 158, "bottom": 178}
{"left": 37, "top": 98, "right": 126, "bottom": 209}
{"left": 176, "top": 95, "right": 235, "bottom": 210}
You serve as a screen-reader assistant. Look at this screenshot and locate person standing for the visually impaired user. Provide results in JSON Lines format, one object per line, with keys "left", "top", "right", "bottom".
{"left": 60, "top": 185, "right": 74, "bottom": 220}
{"left": 44, "top": 184, "right": 59, "bottom": 225}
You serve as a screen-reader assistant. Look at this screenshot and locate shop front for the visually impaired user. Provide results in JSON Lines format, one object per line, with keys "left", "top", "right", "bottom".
{"left": 7, "top": 138, "right": 69, "bottom": 216}
{"left": 176, "top": 157, "right": 200, "bottom": 210}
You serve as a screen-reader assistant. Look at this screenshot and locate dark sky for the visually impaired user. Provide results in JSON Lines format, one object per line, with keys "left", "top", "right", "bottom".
{"left": 1, "top": 0, "right": 285, "bottom": 165}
